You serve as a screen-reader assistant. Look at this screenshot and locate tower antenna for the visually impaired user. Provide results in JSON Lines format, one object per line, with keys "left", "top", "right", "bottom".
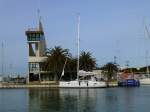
{"left": 37, "top": 9, "right": 41, "bottom": 21}
{"left": 37, "top": 9, "right": 43, "bottom": 31}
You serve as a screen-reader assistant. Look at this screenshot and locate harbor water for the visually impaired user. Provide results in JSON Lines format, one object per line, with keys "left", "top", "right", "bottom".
{"left": 0, "top": 86, "right": 150, "bottom": 112}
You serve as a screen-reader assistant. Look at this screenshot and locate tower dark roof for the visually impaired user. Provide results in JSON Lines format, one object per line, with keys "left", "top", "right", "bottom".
{"left": 25, "top": 19, "right": 44, "bottom": 35}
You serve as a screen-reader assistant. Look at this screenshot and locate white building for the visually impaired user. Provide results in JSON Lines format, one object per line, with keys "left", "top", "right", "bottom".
{"left": 93, "top": 69, "right": 105, "bottom": 80}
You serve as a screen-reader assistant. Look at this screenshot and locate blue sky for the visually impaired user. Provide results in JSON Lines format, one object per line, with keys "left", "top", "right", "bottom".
{"left": 0, "top": 0, "right": 150, "bottom": 75}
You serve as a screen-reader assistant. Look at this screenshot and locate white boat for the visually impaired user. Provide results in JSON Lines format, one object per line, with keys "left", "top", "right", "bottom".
{"left": 59, "top": 70, "right": 106, "bottom": 88}
{"left": 59, "top": 15, "right": 107, "bottom": 88}
{"left": 59, "top": 80, "right": 106, "bottom": 88}
{"left": 140, "top": 78, "right": 150, "bottom": 85}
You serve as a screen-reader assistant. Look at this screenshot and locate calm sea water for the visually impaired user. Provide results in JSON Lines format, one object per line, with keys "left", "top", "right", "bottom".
{"left": 0, "top": 86, "right": 150, "bottom": 112}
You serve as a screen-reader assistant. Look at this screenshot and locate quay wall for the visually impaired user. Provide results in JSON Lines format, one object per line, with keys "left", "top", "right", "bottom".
{"left": 0, "top": 81, "right": 118, "bottom": 89}
{"left": 0, "top": 84, "right": 59, "bottom": 88}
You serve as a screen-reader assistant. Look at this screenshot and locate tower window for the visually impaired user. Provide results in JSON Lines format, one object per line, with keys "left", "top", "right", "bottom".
{"left": 27, "top": 33, "right": 41, "bottom": 41}
{"left": 29, "top": 62, "right": 40, "bottom": 72}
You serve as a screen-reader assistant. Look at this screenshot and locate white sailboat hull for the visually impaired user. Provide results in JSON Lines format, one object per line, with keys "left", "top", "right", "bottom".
{"left": 59, "top": 80, "right": 107, "bottom": 88}
{"left": 140, "top": 78, "right": 150, "bottom": 85}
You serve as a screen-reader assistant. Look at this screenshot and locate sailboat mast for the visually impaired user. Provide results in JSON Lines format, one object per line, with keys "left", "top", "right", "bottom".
{"left": 1, "top": 42, "right": 4, "bottom": 76}
{"left": 144, "top": 22, "right": 150, "bottom": 77}
{"left": 145, "top": 50, "right": 149, "bottom": 75}
{"left": 77, "top": 15, "right": 80, "bottom": 81}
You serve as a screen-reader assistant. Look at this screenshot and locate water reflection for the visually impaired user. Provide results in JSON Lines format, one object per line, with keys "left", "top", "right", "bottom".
{"left": 28, "top": 87, "right": 150, "bottom": 112}
{"left": 101, "top": 87, "right": 150, "bottom": 112}
{"left": 0, "top": 89, "right": 28, "bottom": 112}
{"left": 1, "top": 87, "right": 150, "bottom": 112}
{"left": 28, "top": 88, "right": 61, "bottom": 112}
{"left": 28, "top": 88, "right": 102, "bottom": 112}
{"left": 59, "top": 89, "right": 98, "bottom": 112}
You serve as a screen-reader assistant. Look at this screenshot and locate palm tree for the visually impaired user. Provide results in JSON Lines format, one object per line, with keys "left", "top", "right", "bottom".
{"left": 63, "top": 57, "right": 77, "bottom": 80}
{"left": 45, "top": 46, "right": 71, "bottom": 80}
{"left": 101, "top": 62, "right": 118, "bottom": 81}
{"left": 79, "top": 51, "right": 96, "bottom": 71}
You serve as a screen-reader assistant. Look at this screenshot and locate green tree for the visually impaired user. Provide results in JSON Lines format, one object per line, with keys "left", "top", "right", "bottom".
{"left": 79, "top": 51, "right": 96, "bottom": 71}
{"left": 101, "top": 62, "right": 118, "bottom": 81}
{"left": 64, "top": 57, "right": 77, "bottom": 80}
{"left": 45, "top": 46, "right": 71, "bottom": 80}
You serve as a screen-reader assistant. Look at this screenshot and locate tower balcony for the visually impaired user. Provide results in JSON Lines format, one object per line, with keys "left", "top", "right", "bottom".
{"left": 28, "top": 56, "right": 48, "bottom": 63}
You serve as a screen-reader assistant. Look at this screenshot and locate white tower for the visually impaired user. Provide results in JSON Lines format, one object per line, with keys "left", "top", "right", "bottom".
{"left": 25, "top": 19, "right": 48, "bottom": 83}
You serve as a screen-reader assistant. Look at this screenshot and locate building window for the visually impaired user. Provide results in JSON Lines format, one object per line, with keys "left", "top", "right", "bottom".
{"left": 29, "top": 63, "right": 40, "bottom": 72}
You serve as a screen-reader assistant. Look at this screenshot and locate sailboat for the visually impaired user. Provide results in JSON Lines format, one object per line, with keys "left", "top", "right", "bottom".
{"left": 140, "top": 51, "right": 150, "bottom": 85}
{"left": 139, "top": 63, "right": 150, "bottom": 85}
{"left": 59, "top": 15, "right": 107, "bottom": 88}
{"left": 140, "top": 77, "right": 150, "bottom": 85}
{"left": 140, "top": 22, "right": 150, "bottom": 85}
